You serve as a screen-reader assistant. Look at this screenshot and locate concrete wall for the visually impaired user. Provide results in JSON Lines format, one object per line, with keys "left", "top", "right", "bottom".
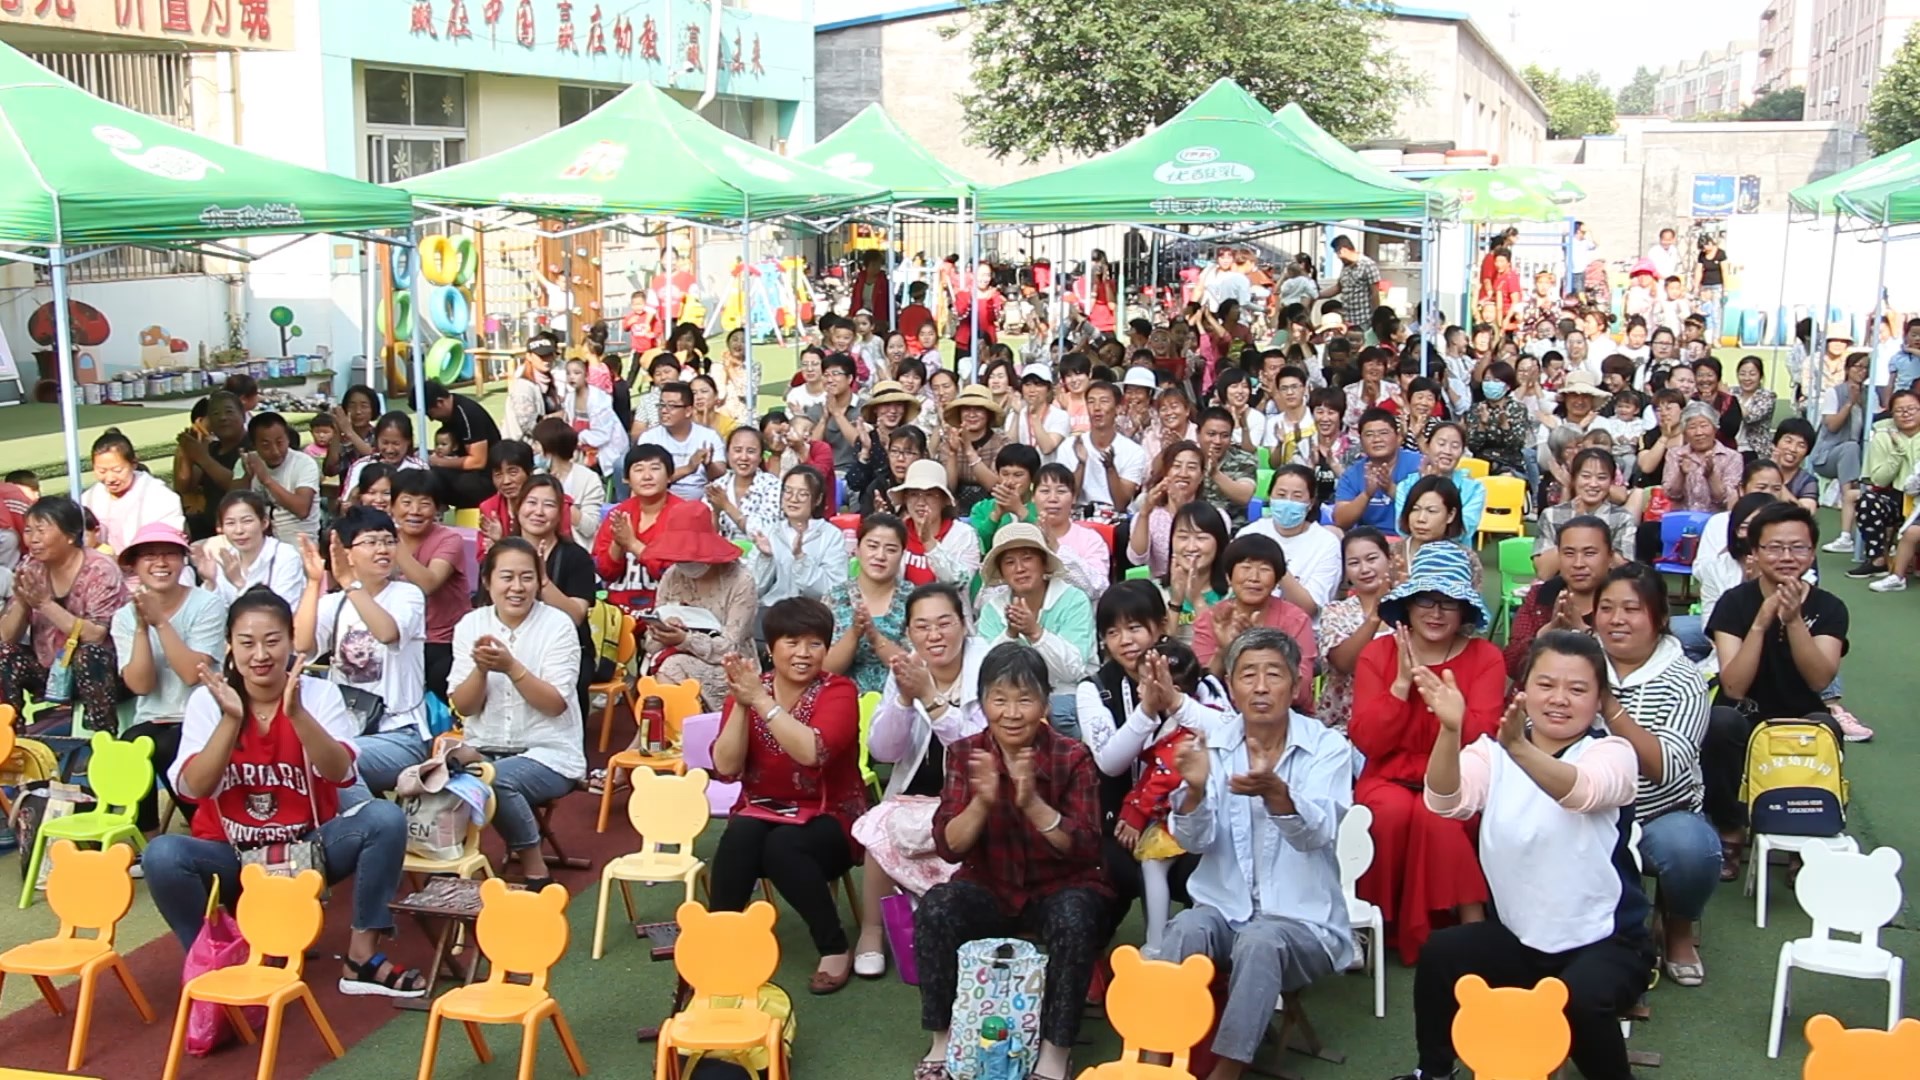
{"left": 815, "top": 23, "right": 881, "bottom": 139}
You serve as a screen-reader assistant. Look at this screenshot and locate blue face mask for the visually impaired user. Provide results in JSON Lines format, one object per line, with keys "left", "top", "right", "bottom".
{"left": 1268, "top": 498, "right": 1310, "bottom": 529}
{"left": 1481, "top": 380, "right": 1510, "bottom": 401}
{"left": 533, "top": 452, "right": 551, "bottom": 471}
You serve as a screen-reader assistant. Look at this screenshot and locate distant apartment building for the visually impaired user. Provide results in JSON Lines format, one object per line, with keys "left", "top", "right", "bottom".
{"left": 1756, "top": 0, "right": 1814, "bottom": 95}
{"left": 1654, "top": 43, "right": 1762, "bottom": 118}
{"left": 1806, "top": 0, "right": 1920, "bottom": 127}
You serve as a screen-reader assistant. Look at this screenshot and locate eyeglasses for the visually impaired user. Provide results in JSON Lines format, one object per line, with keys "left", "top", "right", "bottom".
{"left": 352, "top": 536, "right": 398, "bottom": 550}
{"left": 910, "top": 616, "right": 962, "bottom": 635}
{"left": 887, "top": 448, "right": 918, "bottom": 460}
{"left": 1757, "top": 543, "right": 1814, "bottom": 558}
{"left": 1408, "top": 596, "right": 1464, "bottom": 613}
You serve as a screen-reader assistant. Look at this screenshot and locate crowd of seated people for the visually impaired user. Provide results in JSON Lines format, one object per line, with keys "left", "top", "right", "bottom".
{"left": 0, "top": 281, "right": 1878, "bottom": 1076}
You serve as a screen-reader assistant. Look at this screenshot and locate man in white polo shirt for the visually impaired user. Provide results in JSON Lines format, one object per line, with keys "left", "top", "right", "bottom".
{"left": 636, "top": 380, "right": 725, "bottom": 501}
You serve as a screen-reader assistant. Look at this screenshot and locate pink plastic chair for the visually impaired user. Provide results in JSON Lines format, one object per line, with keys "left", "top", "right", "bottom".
{"left": 448, "top": 525, "right": 481, "bottom": 599}
{"left": 679, "top": 713, "right": 738, "bottom": 817}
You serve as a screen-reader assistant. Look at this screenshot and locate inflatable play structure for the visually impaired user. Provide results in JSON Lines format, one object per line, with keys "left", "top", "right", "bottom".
{"left": 720, "top": 256, "right": 812, "bottom": 341}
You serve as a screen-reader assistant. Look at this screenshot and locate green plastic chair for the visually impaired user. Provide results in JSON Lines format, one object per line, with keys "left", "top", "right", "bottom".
{"left": 1124, "top": 565, "right": 1153, "bottom": 582}
{"left": 857, "top": 690, "right": 881, "bottom": 798}
{"left": 1257, "top": 447, "right": 1272, "bottom": 472}
{"left": 1255, "top": 467, "right": 1274, "bottom": 502}
{"left": 20, "top": 731, "right": 154, "bottom": 908}
{"left": 1493, "top": 536, "right": 1536, "bottom": 644}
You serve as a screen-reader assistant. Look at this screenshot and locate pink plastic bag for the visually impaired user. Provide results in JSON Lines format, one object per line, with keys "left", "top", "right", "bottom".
{"left": 183, "top": 905, "right": 265, "bottom": 1056}
{"left": 881, "top": 892, "right": 918, "bottom": 986}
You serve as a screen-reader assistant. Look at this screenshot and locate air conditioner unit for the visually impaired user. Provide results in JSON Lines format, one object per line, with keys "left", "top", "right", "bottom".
{"left": 1825, "top": 87, "right": 1841, "bottom": 103}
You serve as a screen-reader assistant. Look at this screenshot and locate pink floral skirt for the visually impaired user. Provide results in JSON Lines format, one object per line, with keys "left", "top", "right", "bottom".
{"left": 849, "top": 796, "right": 960, "bottom": 897}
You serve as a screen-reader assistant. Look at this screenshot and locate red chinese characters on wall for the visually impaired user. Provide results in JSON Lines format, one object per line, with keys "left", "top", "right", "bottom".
{"left": 200, "top": 0, "right": 229, "bottom": 35}
{"left": 584, "top": 3, "right": 604, "bottom": 54}
{"left": 684, "top": 23, "right": 700, "bottom": 71}
{"left": 34, "top": 0, "right": 76, "bottom": 19}
{"left": 409, "top": 0, "right": 436, "bottom": 37}
{"left": 445, "top": 0, "right": 470, "bottom": 39}
{"left": 612, "top": 12, "right": 633, "bottom": 56}
{"left": 751, "top": 32, "right": 763, "bottom": 75}
{"left": 513, "top": 0, "right": 533, "bottom": 47}
{"left": 238, "top": 0, "right": 267, "bottom": 38}
{"left": 554, "top": 0, "right": 573, "bottom": 51}
{"left": 637, "top": 14, "right": 658, "bottom": 61}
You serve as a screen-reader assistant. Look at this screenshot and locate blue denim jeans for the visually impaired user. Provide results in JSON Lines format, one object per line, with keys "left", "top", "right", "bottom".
{"left": 339, "top": 729, "right": 430, "bottom": 809}
{"left": 1670, "top": 615, "right": 1712, "bottom": 662}
{"left": 1637, "top": 810, "right": 1722, "bottom": 921}
{"left": 489, "top": 754, "right": 576, "bottom": 852}
{"left": 143, "top": 799, "right": 409, "bottom": 949}
{"left": 1522, "top": 446, "right": 1541, "bottom": 505}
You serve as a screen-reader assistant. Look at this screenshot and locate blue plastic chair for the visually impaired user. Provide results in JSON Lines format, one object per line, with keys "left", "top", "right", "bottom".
{"left": 1246, "top": 498, "right": 1264, "bottom": 524}
{"left": 1654, "top": 510, "right": 1713, "bottom": 602}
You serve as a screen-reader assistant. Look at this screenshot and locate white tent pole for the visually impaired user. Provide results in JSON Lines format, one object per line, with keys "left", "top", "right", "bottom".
{"left": 49, "top": 245, "right": 82, "bottom": 494}
{"left": 884, "top": 205, "right": 897, "bottom": 320}
{"left": 1771, "top": 217, "right": 1793, "bottom": 379}
{"left": 1055, "top": 229, "right": 1067, "bottom": 358}
{"left": 361, "top": 240, "right": 378, "bottom": 396}
{"left": 968, "top": 193, "right": 980, "bottom": 379}
{"left": 1809, "top": 215, "right": 1841, "bottom": 421}
{"left": 741, "top": 202, "right": 755, "bottom": 414}
{"left": 408, "top": 229, "right": 428, "bottom": 428}
{"left": 1117, "top": 229, "right": 1129, "bottom": 340}
{"left": 1866, "top": 222, "right": 1892, "bottom": 356}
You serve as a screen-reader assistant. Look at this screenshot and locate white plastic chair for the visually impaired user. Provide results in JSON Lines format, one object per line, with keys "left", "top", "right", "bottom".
{"left": 1747, "top": 831, "right": 1860, "bottom": 928}
{"left": 1336, "top": 804, "right": 1386, "bottom": 1019}
{"left": 1766, "top": 844, "right": 1905, "bottom": 1058}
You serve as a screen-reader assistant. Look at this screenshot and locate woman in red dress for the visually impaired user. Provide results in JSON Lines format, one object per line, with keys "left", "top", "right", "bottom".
{"left": 1349, "top": 542, "right": 1506, "bottom": 965}
{"left": 708, "top": 597, "right": 871, "bottom": 995}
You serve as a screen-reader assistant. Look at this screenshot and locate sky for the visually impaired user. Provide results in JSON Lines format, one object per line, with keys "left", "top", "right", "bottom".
{"left": 1439, "top": 0, "right": 1763, "bottom": 89}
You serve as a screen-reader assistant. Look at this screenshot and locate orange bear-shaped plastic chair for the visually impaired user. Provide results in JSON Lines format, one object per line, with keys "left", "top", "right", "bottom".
{"left": 1451, "top": 974, "right": 1571, "bottom": 1080}
{"left": 1076, "top": 945, "right": 1216, "bottom": 1080}
{"left": 593, "top": 767, "right": 713, "bottom": 960}
{"left": 596, "top": 675, "right": 703, "bottom": 832}
{"left": 416, "top": 879, "right": 587, "bottom": 1080}
{"left": 0, "top": 840, "right": 157, "bottom": 1070}
{"left": 1802, "top": 1014, "right": 1920, "bottom": 1079}
{"left": 161, "top": 865, "right": 344, "bottom": 1080}
{"left": 656, "top": 900, "right": 786, "bottom": 1080}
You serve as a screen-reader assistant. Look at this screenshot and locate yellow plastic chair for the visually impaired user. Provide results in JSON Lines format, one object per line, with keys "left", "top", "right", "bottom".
{"left": 596, "top": 676, "right": 703, "bottom": 832}
{"left": 20, "top": 731, "right": 153, "bottom": 909}
{"left": 0, "top": 841, "right": 156, "bottom": 1070}
{"left": 1460, "top": 456, "right": 1492, "bottom": 481}
{"left": 401, "top": 761, "right": 497, "bottom": 885}
{"left": 1801, "top": 1014, "right": 1920, "bottom": 1078}
{"left": 1476, "top": 475, "right": 1528, "bottom": 548}
{"left": 451, "top": 507, "right": 482, "bottom": 529}
{"left": 416, "top": 880, "right": 587, "bottom": 1080}
{"left": 1449, "top": 974, "right": 1570, "bottom": 1080}
{"left": 1077, "top": 945, "right": 1216, "bottom": 1080}
{"left": 655, "top": 901, "right": 786, "bottom": 1080}
{"left": 0, "top": 719, "right": 17, "bottom": 818}
{"left": 593, "top": 768, "right": 713, "bottom": 959}
{"left": 160, "top": 866, "right": 344, "bottom": 1080}
{"left": 858, "top": 690, "right": 882, "bottom": 796}
{"left": 591, "top": 612, "right": 640, "bottom": 753}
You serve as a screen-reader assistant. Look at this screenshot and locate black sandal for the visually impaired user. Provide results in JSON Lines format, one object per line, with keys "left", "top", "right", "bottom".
{"left": 1719, "top": 838, "right": 1743, "bottom": 883}
{"left": 338, "top": 951, "right": 426, "bottom": 998}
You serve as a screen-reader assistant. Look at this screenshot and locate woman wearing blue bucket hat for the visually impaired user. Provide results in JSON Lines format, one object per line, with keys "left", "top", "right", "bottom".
{"left": 1349, "top": 541, "right": 1508, "bottom": 965}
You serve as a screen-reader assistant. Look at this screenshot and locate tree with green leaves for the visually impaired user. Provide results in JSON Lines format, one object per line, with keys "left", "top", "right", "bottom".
{"left": 943, "top": 0, "right": 1422, "bottom": 162}
{"left": 1868, "top": 25, "right": 1920, "bottom": 153}
{"left": 1742, "top": 86, "right": 1804, "bottom": 121}
{"left": 1616, "top": 66, "right": 1658, "bottom": 115}
{"left": 1524, "top": 66, "right": 1617, "bottom": 139}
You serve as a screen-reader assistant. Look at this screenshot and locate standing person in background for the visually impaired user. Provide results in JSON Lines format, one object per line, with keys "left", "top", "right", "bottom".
{"left": 114, "top": 523, "right": 226, "bottom": 832}
{"left": 1693, "top": 235, "right": 1731, "bottom": 339}
{"left": 240, "top": 413, "right": 322, "bottom": 546}
{"left": 713, "top": 327, "right": 754, "bottom": 419}
{"left": 850, "top": 250, "right": 892, "bottom": 328}
{"left": 1646, "top": 226, "right": 1682, "bottom": 282}
{"left": 84, "top": 429, "right": 185, "bottom": 556}
{"left": 1320, "top": 236, "right": 1382, "bottom": 322}
{"left": 424, "top": 380, "right": 502, "bottom": 510}
{"left": 501, "top": 338, "right": 560, "bottom": 444}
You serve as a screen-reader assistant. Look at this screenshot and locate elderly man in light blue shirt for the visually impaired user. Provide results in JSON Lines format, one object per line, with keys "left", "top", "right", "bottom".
{"left": 1147, "top": 627, "right": 1354, "bottom": 1080}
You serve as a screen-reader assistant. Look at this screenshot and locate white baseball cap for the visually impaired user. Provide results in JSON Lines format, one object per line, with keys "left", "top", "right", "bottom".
{"left": 1122, "top": 367, "right": 1158, "bottom": 390}
{"left": 1020, "top": 363, "right": 1054, "bottom": 384}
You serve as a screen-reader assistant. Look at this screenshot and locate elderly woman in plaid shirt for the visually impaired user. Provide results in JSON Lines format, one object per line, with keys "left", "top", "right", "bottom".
{"left": 911, "top": 643, "right": 1111, "bottom": 1080}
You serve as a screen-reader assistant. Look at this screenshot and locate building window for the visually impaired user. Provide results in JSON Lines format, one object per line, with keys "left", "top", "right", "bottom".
{"left": 559, "top": 85, "right": 621, "bottom": 126}
{"left": 364, "top": 67, "right": 468, "bottom": 183}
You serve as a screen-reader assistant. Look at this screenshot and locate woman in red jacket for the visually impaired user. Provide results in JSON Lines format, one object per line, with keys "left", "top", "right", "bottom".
{"left": 1349, "top": 541, "right": 1506, "bottom": 965}
{"left": 591, "top": 444, "right": 698, "bottom": 614}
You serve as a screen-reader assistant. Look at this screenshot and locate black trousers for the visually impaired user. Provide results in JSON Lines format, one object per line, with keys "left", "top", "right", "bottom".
{"left": 431, "top": 466, "right": 494, "bottom": 510}
{"left": 1414, "top": 920, "right": 1652, "bottom": 1080}
{"left": 424, "top": 641, "right": 454, "bottom": 702}
{"left": 913, "top": 879, "right": 1107, "bottom": 1047}
{"left": 123, "top": 720, "right": 193, "bottom": 834}
{"left": 707, "top": 814, "right": 853, "bottom": 957}
{"left": 1701, "top": 707, "right": 1846, "bottom": 833}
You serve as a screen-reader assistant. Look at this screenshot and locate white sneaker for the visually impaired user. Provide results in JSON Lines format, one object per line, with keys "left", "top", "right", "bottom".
{"left": 1870, "top": 573, "right": 1908, "bottom": 592}
{"left": 1822, "top": 533, "right": 1855, "bottom": 554}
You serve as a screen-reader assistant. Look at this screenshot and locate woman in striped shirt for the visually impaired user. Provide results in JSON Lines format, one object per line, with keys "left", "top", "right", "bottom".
{"left": 1593, "top": 563, "right": 1716, "bottom": 987}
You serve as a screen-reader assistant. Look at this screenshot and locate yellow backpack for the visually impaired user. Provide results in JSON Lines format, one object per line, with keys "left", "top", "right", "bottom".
{"left": 687, "top": 983, "right": 794, "bottom": 1077}
{"left": 1742, "top": 718, "right": 1848, "bottom": 836}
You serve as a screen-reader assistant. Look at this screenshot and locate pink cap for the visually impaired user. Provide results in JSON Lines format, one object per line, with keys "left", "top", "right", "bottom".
{"left": 117, "top": 522, "right": 191, "bottom": 568}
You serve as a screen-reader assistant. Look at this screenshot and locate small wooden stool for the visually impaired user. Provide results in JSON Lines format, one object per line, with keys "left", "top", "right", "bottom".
{"left": 1248, "top": 992, "right": 1343, "bottom": 1080}
{"left": 387, "top": 877, "right": 526, "bottom": 1012}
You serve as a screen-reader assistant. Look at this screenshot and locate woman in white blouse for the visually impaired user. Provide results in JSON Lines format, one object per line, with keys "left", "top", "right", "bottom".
{"left": 447, "top": 538, "right": 585, "bottom": 891}
{"left": 709, "top": 426, "right": 782, "bottom": 541}
{"left": 746, "top": 465, "right": 848, "bottom": 610}
{"left": 192, "top": 490, "right": 304, "bottom": 610}
{"left": 82, "top": 430, "right": 185, "bottom": 557}
{"left": 559, "top": 356, "right": 629, "bottom": 476}
{"left": 849, "top": 583, "right": 989, "bottom": 978}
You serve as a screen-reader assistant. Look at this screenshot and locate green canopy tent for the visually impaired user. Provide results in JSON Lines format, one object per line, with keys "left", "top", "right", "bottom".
{"left": 0, "top": 42, "right": 416, "bottom": 491}
{"left": 1790, "top": 140, "right": 1920, "bottom": 219}
{"left": 397, "top": 81, "right": 888, "bottom": 402}
{"left": 975, "top": 79, "right": 1441, "bottom": 225}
